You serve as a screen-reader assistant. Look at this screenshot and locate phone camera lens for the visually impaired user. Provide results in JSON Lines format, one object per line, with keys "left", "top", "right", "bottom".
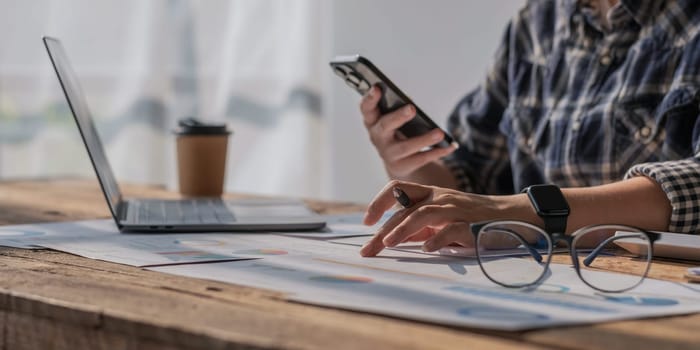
{"left": 346, "top": 72, "right": 361, "bottom": 85}
{"left": 357, "top": 79, "right": 370, "bottom": 92}
{"left": 333, "top": 66, "right": 347, "bottom": 77}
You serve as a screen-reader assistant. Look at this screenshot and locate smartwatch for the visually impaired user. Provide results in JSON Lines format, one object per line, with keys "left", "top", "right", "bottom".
{"left": 522, "top": 184, "right": 570, "bottom": 233}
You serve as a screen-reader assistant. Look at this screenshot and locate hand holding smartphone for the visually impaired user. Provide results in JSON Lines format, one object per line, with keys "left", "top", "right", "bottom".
{"left": 330, "top": 55, "right": 457, "bottom": 149}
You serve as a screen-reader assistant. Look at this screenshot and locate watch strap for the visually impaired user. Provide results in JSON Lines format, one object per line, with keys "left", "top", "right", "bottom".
{"left": 543, "top": 214, "right": 567, "bottom": 234}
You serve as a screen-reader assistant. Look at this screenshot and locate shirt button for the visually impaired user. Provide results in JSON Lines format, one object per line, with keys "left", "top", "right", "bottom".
{"left": 600, "top": 55, "right": 612, "bottom": 65}
{"left": 638, "top": 126, "right": 652, "bottom": 138}
{"left": 572, "top": 121, "right": 581, "bottom": 131}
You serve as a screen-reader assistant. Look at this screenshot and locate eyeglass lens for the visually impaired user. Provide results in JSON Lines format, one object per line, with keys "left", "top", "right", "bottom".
{"left": 573, "top": 226, "right": 652, "bottom": 292}
{"left": 476, "top": 222, "right": 551, "bottom": 287}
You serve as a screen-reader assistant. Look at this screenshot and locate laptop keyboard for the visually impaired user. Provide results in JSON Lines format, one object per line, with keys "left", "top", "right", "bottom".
{"left": 132, "top": 199, "right": 237, "bottom": 225}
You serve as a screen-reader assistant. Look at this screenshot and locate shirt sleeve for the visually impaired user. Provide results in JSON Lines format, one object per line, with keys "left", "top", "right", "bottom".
{"left": 625, "top": 157, "right": 700, "bottom": 233}
{"left": 625, "top": 95, "right": 700, "bottom": 234}
{"left": 442, "top": 20, "right": 513, "bottom": 195}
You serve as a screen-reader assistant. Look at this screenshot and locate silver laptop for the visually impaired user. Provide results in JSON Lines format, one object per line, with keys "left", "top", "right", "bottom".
{"left": 43, "top": 36, "right": 326, "bottom": 233}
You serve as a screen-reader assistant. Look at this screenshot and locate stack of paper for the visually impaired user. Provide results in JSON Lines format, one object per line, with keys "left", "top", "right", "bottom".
{"left": 2, "top": 214, "right": 700, "bottom": 331}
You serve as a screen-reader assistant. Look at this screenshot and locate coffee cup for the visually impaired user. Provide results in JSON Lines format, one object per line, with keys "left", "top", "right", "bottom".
{"left": 175, "top": 118, "right": 232, "bottom": 197}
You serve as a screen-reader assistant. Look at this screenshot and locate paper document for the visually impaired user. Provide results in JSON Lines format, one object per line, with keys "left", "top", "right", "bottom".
{"left": 0, "top": 219, "right": 117, "bottom": 249}
{"left": 26, "top": 233, "right": 257, "bottom": 267}
{"left": 152, "top": 252, "right": 700, "bottom": 331}
{"left": 20, "top": 227, "right": 369, "bottom": 267}
{"left": 9, "top": 218, "right": 700, "bottom": 330}
{"left": 282, "top": 211, "right": 392, "bottom": 239}
{"left": 330, "top": 235, "right": 571, "bottom": 258}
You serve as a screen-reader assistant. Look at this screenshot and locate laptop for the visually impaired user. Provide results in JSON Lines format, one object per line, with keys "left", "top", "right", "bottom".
{"left": 43, "top": 36, "right": 326, "bottom": 233}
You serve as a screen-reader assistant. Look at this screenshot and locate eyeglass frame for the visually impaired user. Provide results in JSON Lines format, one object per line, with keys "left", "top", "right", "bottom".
{"left": 469, "top": 220, "right": 660, "bottom": 293}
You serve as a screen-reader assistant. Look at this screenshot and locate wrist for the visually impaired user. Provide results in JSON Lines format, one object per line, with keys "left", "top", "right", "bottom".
{"left": 522, "top": 184, "right": 571, "bottom": 233}
{"left": 390, "top": 161, "right": 459, "bottom": 190}
{"left": 493, "top": 193, "right": 544, "bottom": 228}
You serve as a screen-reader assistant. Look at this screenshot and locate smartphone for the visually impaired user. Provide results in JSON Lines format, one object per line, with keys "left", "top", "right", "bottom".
{"left": 330, "top": 55, "right": 456, "bottom": 149}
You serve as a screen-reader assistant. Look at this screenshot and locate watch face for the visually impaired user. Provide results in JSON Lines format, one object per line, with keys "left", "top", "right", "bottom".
{"left": 529, "top": 185, "right": 569, "bottom": 213}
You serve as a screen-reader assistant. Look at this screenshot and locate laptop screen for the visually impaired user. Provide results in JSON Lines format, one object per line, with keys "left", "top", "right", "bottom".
{"left": 43, "top": 37, "right": 123, "bottom": 219}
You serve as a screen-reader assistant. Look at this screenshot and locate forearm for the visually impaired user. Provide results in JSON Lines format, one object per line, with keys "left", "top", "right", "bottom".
{"left": 362, "top": 176, "right": 672, "bottom": 257}
{"left": 501, "top": 176, "right": 672, "bottom": 233}
{"left": 563, "top": 176, "right": 671, "bottom": 232}
{"left": 389, "top": 160, "right": 459, "bottom": 190}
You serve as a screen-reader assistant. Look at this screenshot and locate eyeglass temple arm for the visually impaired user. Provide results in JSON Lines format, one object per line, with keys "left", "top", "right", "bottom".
{"left": 506, "top": 230, "right": 544, "bottom": 263}
{"left": 583, "top": 231, "right": 658, "bottom": 266}
{"left": 470, "top": 223, "right": 543, "bottom": 263}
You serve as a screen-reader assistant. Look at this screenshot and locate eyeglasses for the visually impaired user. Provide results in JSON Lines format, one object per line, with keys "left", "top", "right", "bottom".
{"left": 469, "top": 221, "right": 660, "bottom": 293}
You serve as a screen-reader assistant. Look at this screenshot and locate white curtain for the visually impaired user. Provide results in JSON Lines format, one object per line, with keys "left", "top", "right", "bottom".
{"left": 1, "top": 0, "right": 521, "bottom": 202}
{"left": 0, "top": 0, "right": 327, "bottom": 198}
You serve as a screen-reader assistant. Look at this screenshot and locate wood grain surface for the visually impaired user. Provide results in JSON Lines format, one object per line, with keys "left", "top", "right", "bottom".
{"left": 0, "top": 178, "right": 697, "bottom": 350}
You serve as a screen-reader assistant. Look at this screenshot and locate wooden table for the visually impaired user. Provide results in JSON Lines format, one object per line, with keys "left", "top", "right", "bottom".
{"left": 0, "top": 178, "right": 698, "bottom": 349}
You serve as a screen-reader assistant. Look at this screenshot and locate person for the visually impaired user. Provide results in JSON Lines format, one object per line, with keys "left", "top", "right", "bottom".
{"left": 359, "top": 0, "right": 700, "bottom": 257}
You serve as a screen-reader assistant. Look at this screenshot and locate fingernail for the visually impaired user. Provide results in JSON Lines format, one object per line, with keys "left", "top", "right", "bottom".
{"left": 362, "top": 212, "right": 371, "bottom": 225}
{"left": 368, "top": 87, "right": 375, "bottom": 98}
{"left": 422, "top": 241, "right": 435, "bottom": 252}
{"left": 360, "top": 243, "right": 370, "bottom": 255}
{"left": 360, "top": 241, "right": 375, "bottom": 256}
{"left": 404, "top": 105, "right": 414, "bottom": 116}
{"left": 450, "top": 141, "right": 459, "bottom": 149}
{"left": 383, "top": 236, "right": 397, "bottom": 247}
{"left": 430, "top": 131, "right": 443, "bottom": 141}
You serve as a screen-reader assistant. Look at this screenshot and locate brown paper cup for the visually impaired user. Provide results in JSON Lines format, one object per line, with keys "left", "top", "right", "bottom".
{"left": 176, "top": 134, "right": 229, "bottom": 197}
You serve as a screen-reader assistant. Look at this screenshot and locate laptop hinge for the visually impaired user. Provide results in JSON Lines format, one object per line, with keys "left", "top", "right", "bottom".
{"left": 115, "top": 200, "right": 128, "bottom": 223}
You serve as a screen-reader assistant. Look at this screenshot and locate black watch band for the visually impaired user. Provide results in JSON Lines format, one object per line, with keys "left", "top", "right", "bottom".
{"left": 522, "top": 184, "right": 570, "bottom": 234}
{"left": 540, "top": 213, "right": 568, "bottom": 234}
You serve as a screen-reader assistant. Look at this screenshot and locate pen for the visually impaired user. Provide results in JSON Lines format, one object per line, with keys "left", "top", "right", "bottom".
{"left": 392, "top": 187, "right": 412, "bottom": 208}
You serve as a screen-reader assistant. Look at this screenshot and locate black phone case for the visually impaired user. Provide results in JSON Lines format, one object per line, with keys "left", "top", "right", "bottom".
{"left": 330, "top": 55, "right": 455, "bottom": 148}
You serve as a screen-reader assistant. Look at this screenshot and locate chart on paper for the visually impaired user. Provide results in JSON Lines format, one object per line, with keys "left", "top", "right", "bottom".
{"left": 152, "top": 251, "right": 700, "bottom": 330}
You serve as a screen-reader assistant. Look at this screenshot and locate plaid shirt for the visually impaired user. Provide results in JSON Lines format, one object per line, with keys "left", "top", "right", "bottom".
{"left": 443, "top": 0, "right": 700, "bottom": 233}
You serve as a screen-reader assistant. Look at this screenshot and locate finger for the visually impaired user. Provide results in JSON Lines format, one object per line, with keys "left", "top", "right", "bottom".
{"left": 382, "top": 204, "right": 464, "bottom": 247}
{"left": 362, "top": 226, "right": 436, "bottom": 257}
{"left": 360, "top": 236, "right": 383, "bottom": 257}
{"left": 422, "top": 222, "right": 474, "bottom": 252}
{"left": 363, "top": 181, "right": 432, "bottom": 226}
{"left": 385, "top": 129, "right": 445, "bottom": 161}
{"left": 360, "top": 207, "right": 415, "bottom": 257}
{"left": 372, "top": 105, "right": 415, "bottom": 139}
{"left": 402, "top": 227, "right": 436, "bottom": 242}
{"left": 360, "top": 86, "right": 382, "bottom": 126}
{"left": 391, "top": 144, "right": 458, "bottom": 174}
